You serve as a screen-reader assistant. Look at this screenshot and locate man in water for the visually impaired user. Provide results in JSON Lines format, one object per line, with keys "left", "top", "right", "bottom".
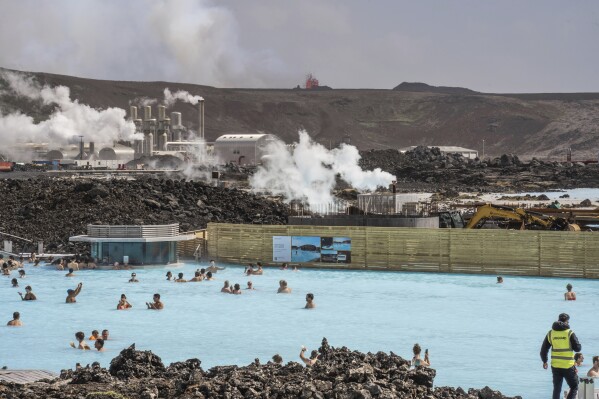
{"left": 174, "top": 272, "right": 187, "bottom": 283}
{"left": 65, "top": 268, "right": 75, "bottom": 277}
{"left": 207, "top": 260, "right": 225, "bottom": 273}
{"left": 277, "top": 280, "right": 292, "bottom": 294}
{"left": 18, "top": 285, "right": 37, "bottom": 301}
{"left": 232, "top": 283, "right": 242, "bottom": 294}
{"left": 101, "top": 329, "right": 109, "bottom": 340}
{"left": 246, "top": 281, "right": 255, "bottom": 290}
{"left": 94, "top": 338, "right": 105, "bottom": 352}
{"left": 299, "top": 346, "right": 319, "bottom": 366}
{"left": 18, "top": 269, "right": 25, "bottom": 278}
{"left": 66, "top": 282, "right": 83, "bottom": 303}
{"left": 7, "top": 312, "right": 22, "bottom": 326}
{"left": 588, "top": 356, "right": 599, "bottom": 377}
{"left": 205, "top": 271, "right": 214, "bottom": 281}
{"left": 564, "top": 284, "right": 576, "bottom": 301}
{"left": 305, "top": 293, "right": 315, "bottom": 309}
{"left": 146, "top": 293, "right": 164, "bottom": 310}
{"left": 11, "top": 278, "right": 18, "bottom": 287}
{"left": 67, "top": 258, "right": 79, "bottom": 271}
{"left": 540, "top": 313, "right": 581, "bottom": 399}
{"left": 221, "top": 280, "right": 232, "bottom": 293}
{"left": 129, "top": 272, "right": 139, "bottom": 283}
{"left": 496, "top": 276, "right": 503, "bottom": 283}
{"left": 189, "top": 271, "right": 203, "bottom": 282}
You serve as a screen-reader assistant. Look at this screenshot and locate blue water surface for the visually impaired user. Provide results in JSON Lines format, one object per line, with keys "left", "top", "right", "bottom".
{"left": 1, "top": 262, "right": 598, "bottom": 398}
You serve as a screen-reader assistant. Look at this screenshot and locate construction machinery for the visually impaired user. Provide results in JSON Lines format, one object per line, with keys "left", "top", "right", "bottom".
{"left": 464, "top": 204, "right": 580, "bottom": 231}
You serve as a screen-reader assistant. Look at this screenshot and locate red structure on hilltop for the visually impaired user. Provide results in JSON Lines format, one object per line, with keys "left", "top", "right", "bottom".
{"left": 305, "top": 73, "right": 319, "bottom": 89}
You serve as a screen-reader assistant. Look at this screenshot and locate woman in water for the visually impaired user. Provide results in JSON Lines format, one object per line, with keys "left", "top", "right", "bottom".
{"left": 305, "top": 293, "right": 315, "bottom": 309}
{"left": 166, "top": 271, "right": 173, "bottom": 281}
{"left": 412, "top": 343, "right": 430, "bottom": 367}
{"left": 18, "top": 285, "right": 37, "bottom": 300}
{"left": 564, "top": 284, "right": 576, "bottom": 300}
{"left": 117, "top": 294, "right": 132, "bottom": 310}
{"left": 70, "top": 331, "right": 91, "bottom": 350}
{"left": 278, "top": 280, "right": 292, "bottom": 294}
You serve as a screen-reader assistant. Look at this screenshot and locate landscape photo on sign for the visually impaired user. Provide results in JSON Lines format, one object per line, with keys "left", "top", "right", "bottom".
{"left": 291, "top": 236, "right": 321, "bottom": 263}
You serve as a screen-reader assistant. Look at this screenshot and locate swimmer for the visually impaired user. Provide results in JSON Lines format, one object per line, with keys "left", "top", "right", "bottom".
{"left": 67, "top": 258, "right": 79, "bottom": 271}
{"left": 565, "top": 284, "right": 576, "bottom": 300}
{"left": 305, "top": 293, "right": 315, "bottom": 309}
{"left": 245, "top": 264, "right": 254, "bottom": 275}
{"left": 300, "top": 346, "right": 319, "bottom": 366}
{"left": 205, "top": 271, "right": 214, "bottom": 281}
{"left": 94, "top": 338, "right": 106, "bottom": 352}
{"left": 277, "top": 280, "right": 292, "bottom": 294}
{"left": 7, "top": 312, "right": 22, "bottom": 326}
{"left": 412, "top": 344, "right": 430, "bottom": 367}
{"left": 146, "top": 293, "right": 164, "bottom": 310}
{"left": 2, "top": 264, "right": 10, "bottom": 275}
{"left": 56, "top": 259, "right": 64, "bottom": 271}
{"left": 588, "top": 356, "right": 599, "bottom": 377}
{"left": 166, "top": 271, "right": 173, "bottom": 281}
{"left": 18, "top": 285, "right": 37, "bottom": 301}
{"left": 129, "top": 272, "right": 139, "bottom": 283}
{"left": 221, "top": 280, "right": 232, "bottom": 293}
{"left": 232, "top": 283, "right": 242, "bottom": 294}
{"left": 199, "top": 268, "right": 206, "bottom": 279}
{"left": 280, "top": 263, "right": 288, "bottom": 270}
{"left": 496, "top": 276, "right": 503, "bottom": 284}
{"left": 11, "top": 278, "right": 18, "bottom": 287}
{"left": 117, "top": 294, "right": 132, "bottom": 310}
{"left": 292, "top": 265, "right": 299, "bottom": 272}
{"left": 65, "top": 268, "right": 75, "bottom": 277}
{"left": 189, "top": 271, "right": 203, "bottom": 282}
{"left": 101, "top": 329, "right": 109, "bottom": 340}
{"left": 174, "top": 272, "right": 187, "bottom": 283}
{"left": 207, "top": 259, "right": 225, "bottom": 273}
{"left": 272, "top": 354, "right": 283, "bottom": 364}
{"left": 18, "top": 269, "right": 25, "bottom": 278}
{"left": 89, "top": 330, "right": 100, "bottom": 340}
{"left": 246, "top": 281, "right": 255, "bottom": 290}
{"left": 254, "top": 262, "right": 264, "bottom": 275}
{"left": 70, "top": 331, "right": 91, "bottom": 350}
{"left": 66, "top": 282, "right": 83, "bottom": 303}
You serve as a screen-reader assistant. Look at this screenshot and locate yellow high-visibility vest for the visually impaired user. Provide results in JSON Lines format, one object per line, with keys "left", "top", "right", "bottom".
{"left": 548, "top": 329, "right": 574, "bottom": 368}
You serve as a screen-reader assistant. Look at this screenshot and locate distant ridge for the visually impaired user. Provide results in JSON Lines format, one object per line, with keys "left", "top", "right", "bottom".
{"left": 393, "top": 82, "right": 478, "bottom": 95}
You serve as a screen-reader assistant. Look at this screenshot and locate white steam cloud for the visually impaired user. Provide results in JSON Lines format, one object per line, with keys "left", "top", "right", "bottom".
{"left": 0, "top": 71, "right": 140, "bottom": 160}
{"left": 250, "top": 131, "right": 395, "bottom": 206}
{"left": 163, "top": 88, "right": 204, "bottom": 107}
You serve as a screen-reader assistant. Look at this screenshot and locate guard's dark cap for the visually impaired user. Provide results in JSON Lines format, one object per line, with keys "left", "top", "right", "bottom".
{"left": 559, "top": 313, "right": 570, "bottom": 322}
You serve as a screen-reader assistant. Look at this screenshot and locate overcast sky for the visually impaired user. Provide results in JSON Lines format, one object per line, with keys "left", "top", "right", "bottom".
{"left": 1, "top": 0, "right": 598, "bottom": 92}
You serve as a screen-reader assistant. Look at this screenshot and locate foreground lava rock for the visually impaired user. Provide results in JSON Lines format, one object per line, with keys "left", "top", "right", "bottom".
{"left": 0, "top": 177, "right": 288, "bottom": 253}
{"left": 0, "top": 340, "right": 519, "bottom": 399}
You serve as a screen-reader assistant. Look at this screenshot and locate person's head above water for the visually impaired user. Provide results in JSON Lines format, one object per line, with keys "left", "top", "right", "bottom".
{"left": 68, "top": 268, "right": 74, "bottom": 273}
{"left": 413, "top": 343, "right": 422, "bottom": 355}
{"left": 153, "top": 293, "right": 161, "bottom": 301}
{"left": 306, "top": 293, "right": 314, "bottom": 301}
{"left": 94, "top": 339, "right": 104, "bottom": 350}
{"left": 178, "top": 272, "right": 184, "bottom": 279}
{"left": 11, "top": 278, "right": 18, "bottom": 286}
{"left": 19, "top": 269, "right": 25, "bottom": 275}
{"left": 91, "top": 330, "right": 99, "bottom": 337}
{"left": 234, "top": 283, "right": 240, "bottom": 290}
{"left": 566, "top": 283, "right": 573, "bottom": 292}
{"left": 75, "top": 331, "right": 85, "bottom": 341}
{"left": 496, "top": 276, "right": 503, "bottom": 283}
{"left": 207, "top": 271, "right": 213, "bottom": 278}
{"left": 195, "top": 271, "right": 200, "bottom": 277}
{"left": 13, "top": 312, "right": 20, "bottom": 320}
{"left": 25, "top": 285, "right": 32, "bottom": 292}
{"left": 102, "top": 330, "right": 109, "bottom": 340}
{"left": 120, "top": 294, "right": 127, "bottom": 299}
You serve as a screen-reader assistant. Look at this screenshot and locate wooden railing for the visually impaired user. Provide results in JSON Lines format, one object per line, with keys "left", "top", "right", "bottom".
{"left": 206, "top": 223, "right": 599, "bottom": 279}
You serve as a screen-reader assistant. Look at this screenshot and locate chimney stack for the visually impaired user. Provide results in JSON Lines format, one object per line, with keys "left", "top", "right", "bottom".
{"left": 130, "top": 106, "right": 138, "bottom": 120}
{"left": 144, "top": 106, "right": 152, "bottom": 120}
{"left": 198, "top": 99, "right": 205, "bottom": 140}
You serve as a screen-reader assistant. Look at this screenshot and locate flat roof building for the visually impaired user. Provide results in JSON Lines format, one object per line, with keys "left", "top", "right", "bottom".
{"left": 69, "top": 224, "right": 195, "bottom": 267}
{"left": 214, "top": 134, "right": 279, "bottom": 165}
{"left": 400, "top": 146, "right": 479, "bottom": 159}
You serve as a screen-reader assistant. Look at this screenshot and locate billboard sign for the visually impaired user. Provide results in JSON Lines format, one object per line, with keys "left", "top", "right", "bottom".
{"left": 273, "top": 236, "right": 351, "bottom": 264}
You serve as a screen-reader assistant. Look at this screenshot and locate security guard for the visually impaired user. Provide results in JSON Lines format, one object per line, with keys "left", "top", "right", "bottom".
{"left": 540, "top": 313, "right": 582, "bottom": 399}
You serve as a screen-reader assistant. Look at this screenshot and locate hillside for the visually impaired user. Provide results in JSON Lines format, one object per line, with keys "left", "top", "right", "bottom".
{"left": 2, "top": 68, "right": 599, "bottom": 158}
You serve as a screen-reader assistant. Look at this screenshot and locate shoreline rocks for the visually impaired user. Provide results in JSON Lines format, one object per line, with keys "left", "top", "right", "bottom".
{"left": 0, "top": 339, "right": 520, "bottom": 399}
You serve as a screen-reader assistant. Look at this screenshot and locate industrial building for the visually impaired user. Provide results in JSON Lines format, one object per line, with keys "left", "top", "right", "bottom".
{"left": 213, "top": 134, "right": 278, "bottom": 165}
{"left": 400, "top": 146, "right": 478, "bottom": 159}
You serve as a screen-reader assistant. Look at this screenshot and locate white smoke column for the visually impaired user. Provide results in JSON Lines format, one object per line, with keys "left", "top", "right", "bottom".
{"left": 0, "top": 71, "right": 141, "bottom": 161}
{"left": 250, "top": 130, "right": 396, "bottom": 206}
{"left": 163, "top": 88, "right": 204, "bottom": 106}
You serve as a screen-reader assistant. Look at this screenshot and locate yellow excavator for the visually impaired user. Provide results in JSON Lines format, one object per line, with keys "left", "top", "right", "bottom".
{"left": 465, "top": 204, "right": 580, "bottom": 231}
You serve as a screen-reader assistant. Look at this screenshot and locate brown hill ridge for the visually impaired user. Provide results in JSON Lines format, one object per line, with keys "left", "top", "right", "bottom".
{"left": 1, "top": 67, "right": 599, "bottom": 158}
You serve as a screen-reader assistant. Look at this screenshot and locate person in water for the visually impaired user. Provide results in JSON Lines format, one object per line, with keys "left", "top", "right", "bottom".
{"left": 564, "top": 284, "right": 576, "bottom": 301}
{"left": 117, "top": 294, "right": 132, "bottom": 310}
{"left": 189, "top": 271, "right": 203, "bottom": 282}
{"left": 166, "top": 271, "right": 173, "bottom": 281}
{"left": 277, "top": 280, "right": 292, "bottom": 294}
{"left": 7, "top": 311, "right": 22, "bottom": 326}
{"left": 305, "top": 293, "right": 315, "bottom": 309}
{"left": 588, "top": 356, "right": 599, "bottom": 377}
{"left": 66, "top": 282, "right": 83, "bottom": 303}
{"left": 18, "top": 269, "right": 25, "bottom": 278}
{"left": 11, "top": 278, "right": 18, "bottom": 287}
{"left": 246, "top": 281, "right": 255, "bottom": 290}
{"left": 65, "top": 268, "right": 75, "bottom": 277}
{"left": 18, "top": 285, "right": 37, "bottom": 301}
{"left": 205, "top": 271, "right": 214, "bottom": 281}
{"left": 129, "top": 273, "right": 139, "bottom": 283}
{"left": 70, "top": 331, "right": 91, "bottom": 350}
{"left": 299, "top": 346, "right": 319, "bottom": 366}
{"left": 232, "top": 283, "right": 242, "bottom": 294}
{"left": 412, "top": 343, "right": 430, "bottom": 367}
{"left": 280, "top": 263, "right": 288, "bottom": 270}
{"left": 207, "top": 260, "right": 225, "bottom": 273}
{"left": 89, "top": 330, "right": 100, "bottom": 340}
{"left": 147, "top": 293, "right": 164, "bottom": 310}
{"left": 94, "top": 338, "right": 105, "bottom": 352}
{"left": 253, "top": 263, "right": 264, "bottom": 275}
{"left": 174, "top": 272, "right": 187, "bottom": 283}
{"left": 101, "top": 329, "right": 109, "bottom": 340}
{"left": 497, "top": 276, "right": 503, "bottom": 284}
{"left": 221, "top": 280, "right": 232, "bottom": 293}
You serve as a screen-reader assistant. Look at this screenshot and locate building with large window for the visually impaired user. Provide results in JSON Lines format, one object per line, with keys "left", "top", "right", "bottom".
{"left": 69, "top": 224, "right": 195, "bottom": 267}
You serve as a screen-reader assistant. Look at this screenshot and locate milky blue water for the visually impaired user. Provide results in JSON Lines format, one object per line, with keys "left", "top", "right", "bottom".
{"left": 2, "top": 263, "right": 599, "bottom": 398}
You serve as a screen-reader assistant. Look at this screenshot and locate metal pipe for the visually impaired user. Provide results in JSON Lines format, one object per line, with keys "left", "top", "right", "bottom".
{"left": 199, "top": 100, "right": 205, "bottom": 140}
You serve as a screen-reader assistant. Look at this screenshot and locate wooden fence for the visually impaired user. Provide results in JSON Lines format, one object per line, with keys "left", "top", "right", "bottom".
{"left": 206, "top": 223, "right": 599, "bottom": 279}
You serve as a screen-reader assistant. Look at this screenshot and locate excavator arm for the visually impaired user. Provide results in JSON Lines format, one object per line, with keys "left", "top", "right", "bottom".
{"left": 464, "top": 204, "right": 576, "bottom": 230}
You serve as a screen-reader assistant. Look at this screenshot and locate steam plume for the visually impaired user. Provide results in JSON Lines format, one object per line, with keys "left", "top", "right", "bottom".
{"left": 250, "top": 131, "right": 395, "bottom": 206}
{"left": 163, "top": 88, "right": 204, "bottom": 107}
